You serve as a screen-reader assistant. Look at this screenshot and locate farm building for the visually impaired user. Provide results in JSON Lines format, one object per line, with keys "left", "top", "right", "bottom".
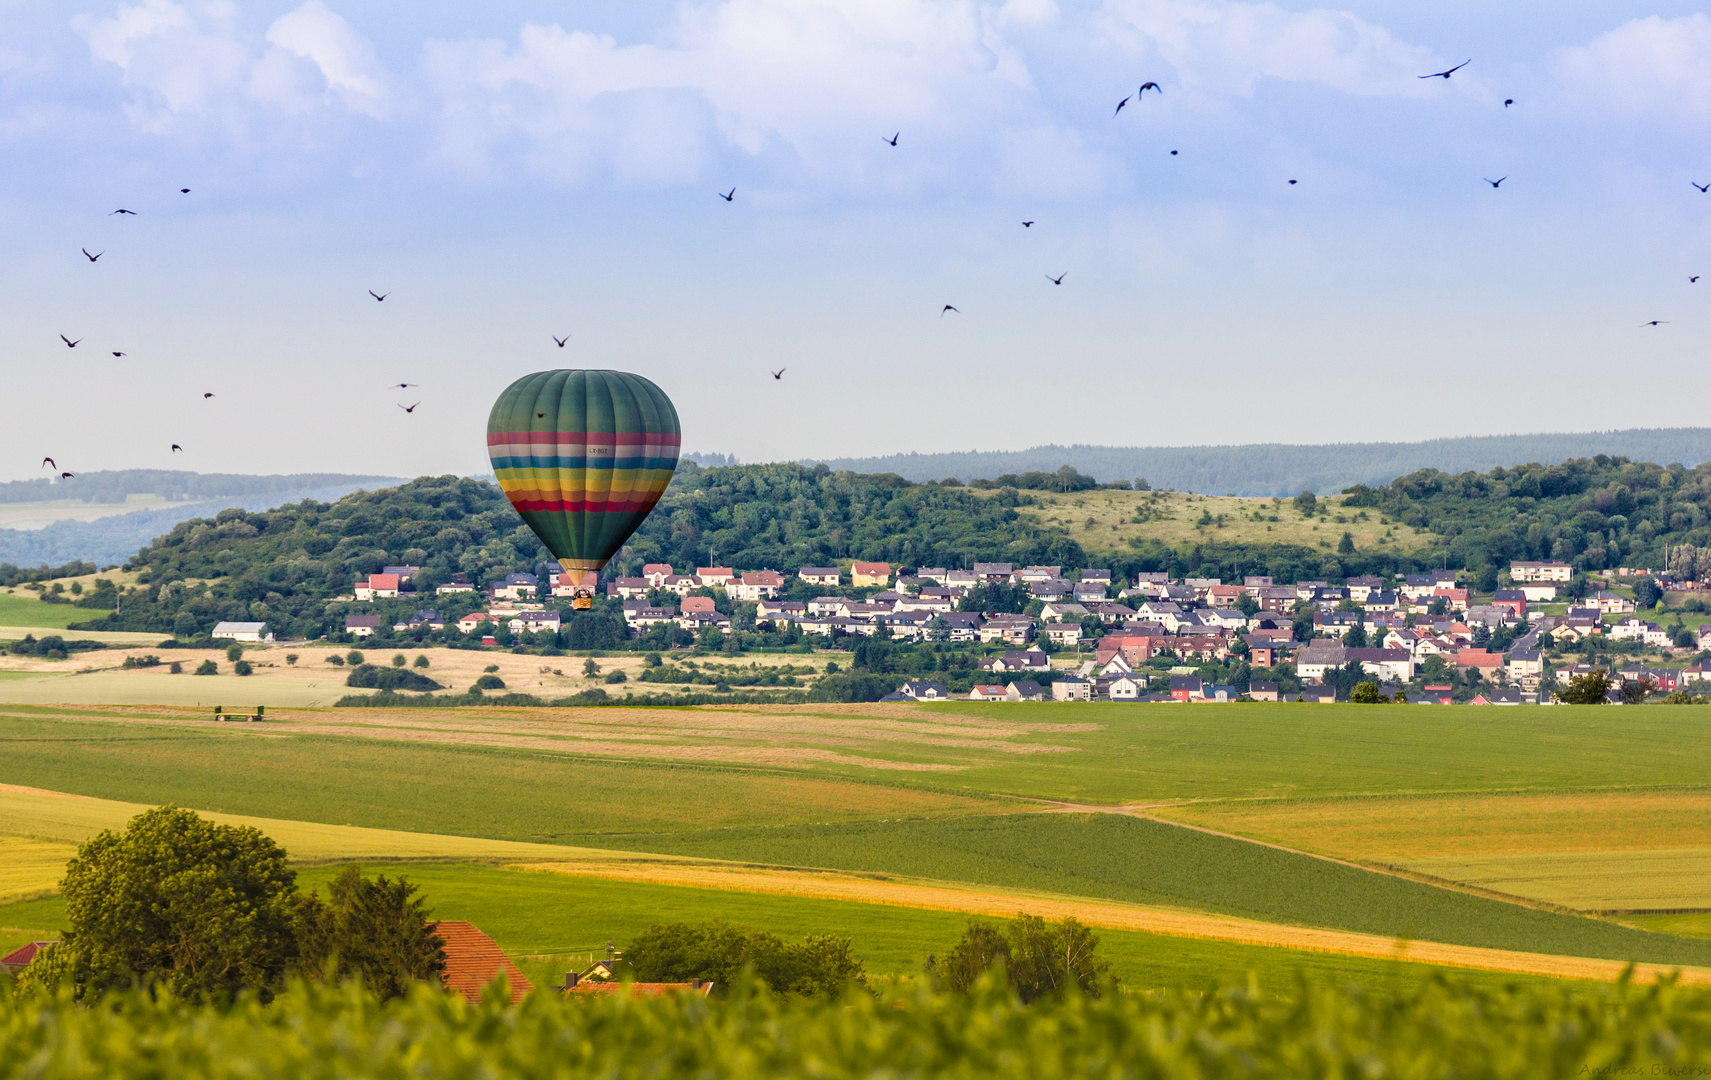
{"left": 0, "top": 941, "right": 54, "bottom": 975}
{"left": 212, "top": 621, "right": 271, "bottom": 643}
{"left": 345, "top": 615, "right": 382, "bottom": 638}
{"left": 432, "top": 920, "right": 532, "bottom": 1005}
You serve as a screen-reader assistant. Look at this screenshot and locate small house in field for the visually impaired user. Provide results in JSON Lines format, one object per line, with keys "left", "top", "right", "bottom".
{"left": 0, "top": 941, "right": 55, "bottom": 975}
{"left": 213, "top": 621, "right": 272, "bottom": 643}
{"left": 432, "top": 920, "right": 532, "bottom": 1005}
{"left": 968, "top": 684, "right": 1009, "bottom": 701}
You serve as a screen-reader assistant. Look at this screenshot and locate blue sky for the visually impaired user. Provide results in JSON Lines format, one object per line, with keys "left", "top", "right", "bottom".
{"left": 1, "top": 0, "right": 1708, "bottom": 482}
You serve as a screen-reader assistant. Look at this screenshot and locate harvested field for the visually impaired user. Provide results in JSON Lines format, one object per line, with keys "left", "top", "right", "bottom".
{"left": 1395, "top": 849, "right": 1711, "bottom": 912}
{"left": 0, "top": 836, "right": 77, "bottom": 903}
{"left": 1153, "top": 791, "right": 1711, "bottom": 859}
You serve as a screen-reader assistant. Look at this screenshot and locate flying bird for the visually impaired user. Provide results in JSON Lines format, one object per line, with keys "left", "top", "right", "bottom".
{"left": 40, "top": 458, "right": 54, "bottom": 470}
{"left": 60, "top": 335, "right": 79, "bottom": 347}
{"left": 1693, "top": 277, "right": 1701, "bottom": 283}
{"left": 399, "top": 402, "right": 420, "bottom": 413}
{"left": 203, "top": 392, "right": 215, "bottom": 398}
{"left": 171, "top": 444, "right": 182, "bottom": 453}
{"left": 884, "top": 132, "right": 898, "bottom": 146}
{"left": 770, "top": 368, "right": 785, "bottom": 380}
{"left": 1694, "top": 182, "right": 1710, "bottom": 193}
{"left": 1138, "top": 81, "right": 1162, "bottom": 97}
{"left": 1021, "top": 221, "right": 1034, "bottom": 227}
{"left": 81, "top": 248, "right": 103, "bottom": 262}
{"left": 1640, "top": 320, "right": 1669, "bottom": 327}
{"left": 1484, "top": 176, "right": 1506, "bottom": 188}
{"left": 110, "top": 209, "right": 136, "bottom": 215}
{"left": 59, "top": 472, "right": 74, "bottom": 480}
{"left": 112, "top": 351, "right": 125, "bottom": 357}
{"left": 180, "top": 188, "right": 190, "bottom": 193}
{"left": 941, "top": 304, "right": 959, "bottom": 315}
{"left": 552, "top": 335, "right": 568, "bottom": 347}
{"left": 719, "top": 188, "right": 735, "bottom": 201}
{"left": 1504, "top": 98, "right": 1514, "bottom": 107}
{"left": 1170, "top": 150, "right": 1178, "bottom": 155}
{"left": 368, "top": 290, "right": 388, "bottom": 301}
{"left": 1047, "top": 273, "right": 1066, "bottom": 285}
{"left": 1113, "top": 95, "right": 1130, "bottom": 117}
{"left": 1288, "top": 179, "right": 1298, "bottom": 185}
{"left": 1419, "top": 59, "right": 1471, "bottom": 79}
{"left": 386, "top": 382, "right": 418, "bottom": 389}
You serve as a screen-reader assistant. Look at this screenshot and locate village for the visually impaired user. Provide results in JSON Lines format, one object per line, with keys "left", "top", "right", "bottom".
{"left": 319, "top": 557, "right": 1711, "bottom": 705}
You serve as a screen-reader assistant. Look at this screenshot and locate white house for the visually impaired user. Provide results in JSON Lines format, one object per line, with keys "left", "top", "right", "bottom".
{"left": 213, "top": 621, "right": 271, "bottom": 643}
{"left": 1511, "top": 560, "right": 1574, "bottom": 582}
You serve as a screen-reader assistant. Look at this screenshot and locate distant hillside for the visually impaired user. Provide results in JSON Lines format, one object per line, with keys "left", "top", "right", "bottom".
{"left": 0, "top": 470, "right": 402, "bottom": 505}
{"left": 811, "top": 429, "right": 1711, "bottom": 496}
{"left": 0, "top": 479, "right": 404, "bottom": 568}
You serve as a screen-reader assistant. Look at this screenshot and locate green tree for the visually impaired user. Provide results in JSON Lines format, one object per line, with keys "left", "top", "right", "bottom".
{"left": 391, "top": 653, "right": 407, "bottom": 667}
{"left": 225, "top": 643, "right": 243, "bottom": 662}
{"left": 1350, "top": 681, "right": 1382, "bottom": 704}
{"left": 624, "top": 920, "right": 863, "bottom": 998}
{"left": 1634, "top": 577, "right": 1664, "bottom": 609}
{"left": 1556, "top": 669, "right": 1614, "bottom": 704}
{"left": 583, "top": 658, "right": 601, "bottom": 677}
{"left": 413, "top": 654, "right": 430, "bottom": 668}
{"left": 346, "top": 650, "right": 365, "bottom": 666}
{"left": 1337, "top": 531, "right": 1355, "bottom": 555}
{"left": 30, "top": 806, "right": 298, "bottom": 1002}
{"left": 193, "top": 659, "right": 218, "bottom": 675}
{"left": 295, "top": 866, "right": 446, "bottom": 1001}
{"left": 234, "top": 659, "right": 253, "bottom": 676}
{"left": 1293, "top": 491, "right": 1318, "bottom": 516}
{"left": 285, "top": 653, "right": 299, "bottom": 666}
{"left": 1342, "top": 624, "right": 1367, "bottom": 648}
{"left": 939, "top": 915, "right": 1109, "bottom": 1003}
{"left": 938, "top": 921, "right": 1010, "bottom": 993}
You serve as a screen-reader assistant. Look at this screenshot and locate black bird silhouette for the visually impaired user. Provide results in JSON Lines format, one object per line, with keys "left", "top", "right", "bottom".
{"left": 81, "top": 248, "right": 103, "bottom": 262}
{"left": 386, "top": 383, "right": 418, "bottom": 389}
{"left": 537, "top": 412, "right": 546, "bottom": 418}
{"left": 171, "top": 444, "right": 182, "bottom": 453}
{"left": 1694, "top": 182, "right": 1710, "bottom": 193}
{"left": 552, "top": 335, "right": 568, "bottom": 347}
{"left": 1693, "top": 277, "right": 1701, "bottom": 283}
{"left": 112, "top": 352, "right": 125, "bottom": 357}
{"left": 59, "top": 472, "right": 74, "bottom": 480}
{"left": 1047, "top": 273, "right": 1066, "bottom": 285}
{"left": 1288, "top": 179, "right": 1298, "bottom": 185}
{"left": 1113, "top": 95, "right": 1130, "bottom": 117}
{"left": 1504, "top": 98, "right": 1514, "bottom": 107}
{"left": 1484, "top": 176, "right": 1506, "bottom": 188}
{"left": 399, "top": 402, "right": 420, "bottom": 413}
{"left": 110, "top": 208, "right": 136, "bottom": 215}
{"left": 60, "top": 335, "right": 79, "bottom": 347}
{"left": 719, "top": 188, "right": 735, "bottom": 201}
{"left": 40, "top": 458, "right": 54, "bottom": 470}
{"left": 203, "top": 392, "right": 215, "bottom": 398}
{"left": 368, "top": 290, "right": 388, "bottom": 301}
{"left": 884, "top": 132, "right": 898, "bottom": 146}
{"left": 771, "top": 368, "right": 785, "bottom": 380}
{"left": 1021, "top": 221, "right": 1034, "bottom": 227}
{"left": 1170, "top": 150, "right": 1178, "bottom": 155}
{"left": 1419, "top": 59, "right": 1470, "bottom": 79}
{"left": 941, "top": 304, "right": 959, "bottom": 315}
{"left": 1641, "top": 320, "right": 1669, "bottom": 327}
{"left": 1138, "top": 81, "right": 1161, "bottom": 97}
{"left": 180, "top": 188, "right": 190, "bottom": 193}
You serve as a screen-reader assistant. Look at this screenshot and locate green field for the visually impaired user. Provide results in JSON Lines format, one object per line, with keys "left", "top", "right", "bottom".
{"left": 0, "top": 594, "right": 105, "bottom": 630}
{"left": 0, "top": 862, "right": 1573, "bottom": 996}
{"left": 563, "top": 815, "right": 1711, "bottom": 968}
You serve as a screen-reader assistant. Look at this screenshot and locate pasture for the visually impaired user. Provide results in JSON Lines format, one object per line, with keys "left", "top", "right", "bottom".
{"left": 0, "top": 593, "right": 116, "bottom": 631}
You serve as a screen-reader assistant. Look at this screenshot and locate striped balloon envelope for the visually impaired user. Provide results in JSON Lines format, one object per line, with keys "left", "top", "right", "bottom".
{"left": 487, "top": 370, "right": 680, "bottom": 602}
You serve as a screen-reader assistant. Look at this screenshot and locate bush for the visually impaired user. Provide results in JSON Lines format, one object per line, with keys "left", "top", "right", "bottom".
{"left": 169, "top": 661, "right": 183, "bottom": 674}
{"left": 346, "top": 651, "right": 365, "bottom": 666}
{"left": 193, "top": 660, "right": 218, "bottom": 676}
{"left": 345, "top": 665, "right": 443, "bottom": 692}
{"left": 226, "top": 644, "right": 243, "bottom": 662}
{"left": 285, "top": 654, "right": 299, "bottom": 666}
{"left": 120, "top": 655, "right": 161, "bottom": 670}
{"left": 625, "top": 920, "right": 864, "bottom": 998}
{"left": 1350, "top": 681, "right": 1382, "bottom": 704}
{"left": 1557, "top": 670, "right": 1614, "bottom": 704}
{"left": 391, "top": 654, "right": 407, "bottom": 667}
{"left": 483, "top": 664, "right": 499, "bottom": 673}
{"left": 604, "top": 670, "right": 627, "bottom": 684}
{"left": 234, "top": 660, "right": 253, "bottom": 677}
{"left": 473, "top": 674, "right": 506, "bottom": 691}
{"left": 938, "top": 915, "right": 1109, "bottom": 1003}
{"left": 413, "top": 654, "right": 429, "bottom": 669}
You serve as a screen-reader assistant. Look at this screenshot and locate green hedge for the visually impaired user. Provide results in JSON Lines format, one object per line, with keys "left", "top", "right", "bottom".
{"left": 3, "top": 973, "right": 1711, "bottom": 1078}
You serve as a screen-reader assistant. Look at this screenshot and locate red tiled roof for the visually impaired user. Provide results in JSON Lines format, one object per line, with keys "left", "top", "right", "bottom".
{"left": 567, "top": 981, "right": 714, "bottom": 998}
{"left": 0, "top": 941, "right": 54, "bottom": 970}
{"left": 431, "top": 920, "right": 532, "bottom": 1005}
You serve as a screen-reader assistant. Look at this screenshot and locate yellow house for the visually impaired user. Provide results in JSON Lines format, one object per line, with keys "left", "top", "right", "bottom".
{"left": 851, "top": 561, "right": 891, "bottom": 588}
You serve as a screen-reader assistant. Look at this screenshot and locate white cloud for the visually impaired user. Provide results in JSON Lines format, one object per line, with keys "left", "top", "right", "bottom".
{"left": 266, "top": 1, "right": 393, "bottom": 118}
{"left": 1098, "top": 0, "right": 1446, "bottom": 98}
{"left": 1557, "top": 14, "right": 1711, "bottom": 123}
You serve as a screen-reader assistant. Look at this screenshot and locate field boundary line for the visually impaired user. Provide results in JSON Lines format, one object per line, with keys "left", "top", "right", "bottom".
{"left": 512, "top": 858, "right": 1711, "bottom": 986}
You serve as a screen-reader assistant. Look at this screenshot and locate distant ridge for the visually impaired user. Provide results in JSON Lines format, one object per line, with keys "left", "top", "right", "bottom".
{"left": 810, "top": 429, "right": 1711, "bottom": 496}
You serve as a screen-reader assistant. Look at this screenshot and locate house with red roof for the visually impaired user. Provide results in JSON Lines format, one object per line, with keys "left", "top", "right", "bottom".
{"left": 432, "top": 920, "right": 532, "bottom": 1005}
{"left": 0, "top": 940, "right": 55, "bottom": 975}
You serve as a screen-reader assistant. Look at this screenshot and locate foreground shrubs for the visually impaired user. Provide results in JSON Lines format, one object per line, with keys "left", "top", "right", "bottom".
{"left": 5, "top": 972, "right": 1711, "bottom": 1078}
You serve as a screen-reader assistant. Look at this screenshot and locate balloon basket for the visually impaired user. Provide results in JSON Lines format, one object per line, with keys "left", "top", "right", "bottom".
{"left": 572, "top": 595, "right": 593, "bottom": 611}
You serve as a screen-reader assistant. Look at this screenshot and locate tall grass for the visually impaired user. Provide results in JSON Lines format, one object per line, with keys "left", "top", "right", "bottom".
{"left": 3, "top": 972, "right": 1710, "bottom": 1078}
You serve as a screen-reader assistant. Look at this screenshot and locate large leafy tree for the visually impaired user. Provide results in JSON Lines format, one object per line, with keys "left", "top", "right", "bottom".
{"left": 938, "top": 915, "right": 1110, "bottom": 1003}
{"left": 624, "top": 920, "right": 864, "bottom": 998}
{"left": 37, "top": 806, "right": 299, "bottom": 1002}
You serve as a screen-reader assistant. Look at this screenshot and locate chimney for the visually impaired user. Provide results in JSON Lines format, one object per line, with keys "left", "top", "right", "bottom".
{"left": 561, "top": 972, "right": 578, "bottom": 990}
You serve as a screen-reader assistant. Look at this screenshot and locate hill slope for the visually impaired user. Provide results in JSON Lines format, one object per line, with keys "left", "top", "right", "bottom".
{"left": 814, "top": 429, "right": 1711, "bottom": 495}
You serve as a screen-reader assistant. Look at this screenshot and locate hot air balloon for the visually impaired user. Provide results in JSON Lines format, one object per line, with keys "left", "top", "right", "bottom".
{"left": 488, "top": 370, "right": 680, "bottom": 610}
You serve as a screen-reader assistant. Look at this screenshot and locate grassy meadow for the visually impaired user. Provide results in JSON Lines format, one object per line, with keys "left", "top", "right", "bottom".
{"left": 989, "top": 488, "right": 1432, "bottom": 556}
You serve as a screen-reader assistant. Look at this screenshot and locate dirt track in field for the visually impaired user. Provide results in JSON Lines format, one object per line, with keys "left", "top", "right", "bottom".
{"left": 515, "top": 858, "right": 1711, "bottom": 986}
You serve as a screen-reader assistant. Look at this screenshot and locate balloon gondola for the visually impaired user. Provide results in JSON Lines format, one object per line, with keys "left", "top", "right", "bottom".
{"left": 488, "top": 370, "right": 681, "bottom": 610}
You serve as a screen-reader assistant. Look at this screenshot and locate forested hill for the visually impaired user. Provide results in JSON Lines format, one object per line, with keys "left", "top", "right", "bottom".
{"left": 0, "top": 470, "right": 402, "bottom": 504}
{"left": 814, "top": 429, "right": 1711, "bottom": 496}
{"left": 49, "top": 454, "right": 1711, "bottom": 640}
